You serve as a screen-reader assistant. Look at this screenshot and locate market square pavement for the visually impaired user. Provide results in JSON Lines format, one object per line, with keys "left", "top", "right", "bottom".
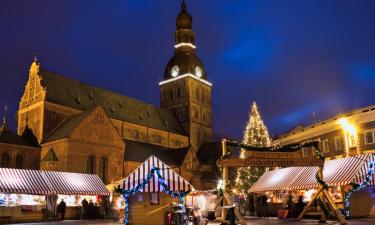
{"left": 12, "top": 217, "right": 375, "bottom": 225}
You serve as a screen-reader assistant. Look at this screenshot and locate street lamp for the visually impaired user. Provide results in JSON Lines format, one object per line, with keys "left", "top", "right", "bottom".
{"left": 337, "top": 117, "right": 356, "bottom": 156}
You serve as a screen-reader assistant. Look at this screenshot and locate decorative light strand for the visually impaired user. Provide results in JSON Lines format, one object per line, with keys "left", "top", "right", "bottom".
{"left": 344, "top": 161, "right": 375, "bottom": 219}
{"left": 115, "top": 166, "right": 190, "bottom": 225}
{"left": 159, "top": 73, "right": 212, "bottom": 86}
{"left": 174, "top": 43, "right": 196, "bottom": 49}
{"left": 234, "top": 102, "right": 272, "bottom": 196}
{"left": 224, "top": 139, "right": 321, "bottom": 158}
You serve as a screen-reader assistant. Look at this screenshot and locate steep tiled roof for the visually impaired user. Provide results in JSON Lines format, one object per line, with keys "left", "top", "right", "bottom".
{"left": 43, "top": 108, "right": 94, "bottom": 142}
{"left": 21, "top": 126, "right": 40, "bottom": 146}
{"left": 38, "top": 68, "right": 186, "bottom": 135}
{"left": 124, "top": 140, "right": 189, "bottom": 166}
{"left": 0, "top": 125, "right": 39, "bottom": 148}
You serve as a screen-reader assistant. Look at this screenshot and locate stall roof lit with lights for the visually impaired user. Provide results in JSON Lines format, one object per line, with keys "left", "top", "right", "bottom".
{"left": 113, "top": 155, "right": 193, "bottom": 225}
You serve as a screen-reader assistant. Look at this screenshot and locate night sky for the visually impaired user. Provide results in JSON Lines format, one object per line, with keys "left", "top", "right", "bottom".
{"left": 1, "top": 0, "right": 375, "bottom": 139}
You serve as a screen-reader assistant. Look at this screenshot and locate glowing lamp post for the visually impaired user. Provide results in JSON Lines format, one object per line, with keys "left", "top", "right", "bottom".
{"left": 337, "top": 118, "right": 356, "bottom": 156}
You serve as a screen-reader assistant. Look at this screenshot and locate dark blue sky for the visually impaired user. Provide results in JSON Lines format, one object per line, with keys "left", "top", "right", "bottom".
{"left": 1, "top": 0, "right": 374, "bottom": 139}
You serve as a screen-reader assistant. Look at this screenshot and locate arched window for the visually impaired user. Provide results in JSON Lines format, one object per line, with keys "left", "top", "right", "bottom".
{"left": 87, "top": 156, "right": 95, "bottom": 174}
{"left": 99, "top": 157, "right": 107, "bottom": 183}
{"left": 177, "top": 87, "right": 181, "bottom": 98}
{"left": 1, "top": 153, "right": 11, "bottom": 168}
{"left": 163, "top": 91, "right": 167, "bottom": 102}
{"left": 202, "top": 113, "right": 207, "bottom": 123}
{"left": 15, "top": 155, "right": 23, "bottom": 169}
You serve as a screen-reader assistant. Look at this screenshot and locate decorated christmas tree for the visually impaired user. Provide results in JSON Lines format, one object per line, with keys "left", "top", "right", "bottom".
{"left": 233, "top": 102, "right": 271, "bottom": 196}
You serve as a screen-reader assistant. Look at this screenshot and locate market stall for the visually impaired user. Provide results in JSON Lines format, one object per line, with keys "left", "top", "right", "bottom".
{"left": 42, "top": 170, "right": 110, "bottom": 220}
{"left": 114, "top": 155, "right": 193, "bottom": 225}
{"left": 0, "top": 168, "right": 52, "bottom": 223}
{"left": 249, "top": 153, "right": 375, "bottom": 218}
{"left": 0, "top": 168, "right": 110, "bottom": 223}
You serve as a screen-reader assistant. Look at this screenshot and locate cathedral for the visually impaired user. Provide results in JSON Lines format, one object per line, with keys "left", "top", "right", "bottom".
{"left": 7, "top": 2, "right": 214, "bottom": 188}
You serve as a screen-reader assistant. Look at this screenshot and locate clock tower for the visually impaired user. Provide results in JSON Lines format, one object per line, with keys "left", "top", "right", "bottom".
{"left": 160, "top": 1, "right": 212, "bottom": 151}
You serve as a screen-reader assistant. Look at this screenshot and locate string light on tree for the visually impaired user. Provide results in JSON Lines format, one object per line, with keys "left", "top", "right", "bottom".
{"left": 234, "top": 102, "right": 271, "bottom": 196}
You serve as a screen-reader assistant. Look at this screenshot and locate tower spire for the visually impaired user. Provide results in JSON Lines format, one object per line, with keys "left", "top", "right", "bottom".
{"left": 2, "top": 102, "right": 7, "bottom": 129}
{"left": 3, "top": 102, "right": 7, "bottom": 125}
{"left": 181, "top": 0, "right": 187, "bottom": 11}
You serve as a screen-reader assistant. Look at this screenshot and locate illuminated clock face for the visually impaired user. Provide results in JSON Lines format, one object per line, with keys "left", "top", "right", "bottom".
{"left": 195, "top": 66, "right": 202, "bottom": 78}
{"left": 171, "top": 65, "right": 179, "bottom": 77}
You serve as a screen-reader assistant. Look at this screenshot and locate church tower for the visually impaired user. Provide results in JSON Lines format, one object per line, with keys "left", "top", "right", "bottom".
{"left": 160, "top": 1, "right": 212, "bottom": 151}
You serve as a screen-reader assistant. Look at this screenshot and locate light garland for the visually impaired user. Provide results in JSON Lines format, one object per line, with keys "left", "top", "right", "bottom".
{"left": 224, "top": 139, "right": 321, "bottom": 157}
{"left": 159, "top": 73, "right": 212, "bottom": 86}
{"left": 174, "top": 43, "right": 196, "bottom": 49}
{"left": 234, "top": 102, "right": 271, "bottom": 196}
{"left": 344, "top": 160, "right": 375, "bottom": 219}
{"left": 115, "top": 166, "right": 190, "bottom": 225}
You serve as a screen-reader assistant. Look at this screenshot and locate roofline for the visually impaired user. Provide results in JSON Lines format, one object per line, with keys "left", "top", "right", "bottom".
{"left": 40, "top": 67, "right": 167, "bottom": 110}
{"left": 42, "top": 101, "right": 187, "bottom": 139}
{"left": 0, "top": 142, "right": 40, "bottom": 149}
{"left": 41, "top": 137, "right": 68, "bottom": 145}
{"left": 274, "top": 104, "right": 375, "bottom": 143}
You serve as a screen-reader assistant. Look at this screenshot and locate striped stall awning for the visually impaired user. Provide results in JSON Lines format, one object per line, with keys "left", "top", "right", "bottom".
{"left": 290, "top": 153, "right": 375, "bottom": 190}
{"left": 352, "top": 153, "right": 375, "bottom": 185}
{"left": 249, "top": 167, "right": 305, "bottom": 192}
{"left": 320, "top": 154, "right": 369, "bottom": 186}
{"left": 117, "top": 155, "right": 193, "bottom": 192}
{"left": 43, "top": 171, "right": 110, "bottom": 196}
{"left": 0, "top": 168, "right": 52, "bottom": 195}
{"left": 250, "top": 153, "right": 375, "bottom": 192}
{"left": 289, "top": 166, "right": 319, "bottom": 190}
{"left": 0, "top": 168, "right": 110, "bottom": 196}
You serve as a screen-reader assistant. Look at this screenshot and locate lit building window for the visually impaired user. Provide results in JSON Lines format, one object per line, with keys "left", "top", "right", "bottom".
{"left": 364, "top": 129, "right": 375, "bottom": 145}
{"left": 302, "top": 147, "right": 308, "bottom": 157}
{"left": 321, "top": 139, "right": 329, "bottom": 153}
{"left": 348, "top": 134, "right": 356, "bottom": 147}
{"left": 334, "top": 136, "right": 342, "bottom": 151}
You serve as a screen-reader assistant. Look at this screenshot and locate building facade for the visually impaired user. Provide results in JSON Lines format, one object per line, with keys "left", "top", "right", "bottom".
{"left": 273, "top": 105, "right": 375, "bottom": 159}
{"left": 12, "top": 2, "right": 208, "bottom": 185}
{"left": 0, "top": 107, "right": 40, "bottom": 170}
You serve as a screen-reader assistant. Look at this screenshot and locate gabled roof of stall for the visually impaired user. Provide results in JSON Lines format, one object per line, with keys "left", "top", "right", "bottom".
{"left": 115, "top": 155, "right": 193, "bottom": 193}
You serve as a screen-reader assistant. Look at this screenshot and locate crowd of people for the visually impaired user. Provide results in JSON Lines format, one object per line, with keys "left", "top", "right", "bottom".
{"left": 54, "top": 197, "right": 111, "bottom": 221}
{"left": 246, "top": 194, "right": 305, "bottom": 218}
